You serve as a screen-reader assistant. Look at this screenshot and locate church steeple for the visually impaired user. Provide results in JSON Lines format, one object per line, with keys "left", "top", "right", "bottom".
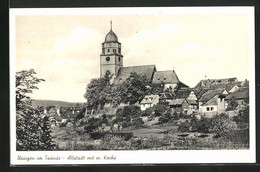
{"left": 100, "top": 22, "right": 123, "bottom": 78}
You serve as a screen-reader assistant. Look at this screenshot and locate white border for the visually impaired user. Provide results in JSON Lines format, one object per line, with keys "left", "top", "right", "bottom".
{"left": 10, "top": 7, "right": 255, "bottom": 165}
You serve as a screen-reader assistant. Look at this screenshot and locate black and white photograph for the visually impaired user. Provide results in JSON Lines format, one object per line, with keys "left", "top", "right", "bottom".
{"left": 10, "top": 7, "right": 255, "bottom": 164}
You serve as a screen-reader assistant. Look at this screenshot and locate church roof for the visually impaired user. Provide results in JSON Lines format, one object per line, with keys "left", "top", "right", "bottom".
{"left": 152, "top": 70, "right": 180, "bottom": 84}
{"left": 113, "top": 65, "right": 156, "bottom": 85}
{"left": 105, "top": 29, "right": 118, "bottom": 43}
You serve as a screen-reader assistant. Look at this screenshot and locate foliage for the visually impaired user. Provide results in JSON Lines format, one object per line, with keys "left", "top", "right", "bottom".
{"left": 112, "top": 105, "right": 141, "bottom": 127}
{"left": 16, "top": 69, "right": 45, "bottom": 111}
{"left": 178, "top": 120, "right": 190, "bottom": 132}
{"left": 114, "top": 72, "right": 151, "bottom": 105}
{"left": 141, "top": 107, "right": 153, "bottom": 117}
{"left": 131, "top": 117, "right": 144, "bottom": 128}
{"left": 210, "top": 113, "right": 237, "bottom": 137}
{"left": 84, "top": 71, "right": 112, "bottom": 111}
{"left": 159, "top": 109, "right": 172, "bottom": 124}
{"left": 188, "top": 113, "right": 237, "bottom": 137}
{"left": 226, "top": 97, "right": 238, "bottom": 111}
{"left": 233, "top": 106, "right": 249, "bottom": 125}
{"left": 74, "top": 107, "right": 86, "bottom": 123}
{"left": 16, "top": 69, "right": 55, "bottom": 150}
{"left": 153, "top": 102, "right": 168, "bottom": 117}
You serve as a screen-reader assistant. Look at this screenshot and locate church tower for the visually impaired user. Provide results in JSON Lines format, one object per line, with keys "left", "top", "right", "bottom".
{"left": 100, "top": 21, "right": 123, "bottom": 77}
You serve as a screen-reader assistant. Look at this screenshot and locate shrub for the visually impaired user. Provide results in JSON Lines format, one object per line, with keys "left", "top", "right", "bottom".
{"left": 172, "top": 111, "right": 180, "bottom": 120}
{"left": 210, "top": 113, "right": 237, "bottom": 137}
{"left": 233, "top": 106, "right": 249, "bottom": 125}
{"left": 178, "top": 121, "right": 190, "bottom": 132}
{"left": 153, "top": 102, "right": 168, "bottom": 117}
{"left": 141, "top": 108, "right": 153, "bottom": 117}
{"left": 131, "top": 117, "right": 144, "bottom": 128}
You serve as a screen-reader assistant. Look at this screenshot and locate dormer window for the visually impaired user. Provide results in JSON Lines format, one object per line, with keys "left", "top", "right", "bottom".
{"left": 157, "top": 77, "right": 160, "bottom": 80}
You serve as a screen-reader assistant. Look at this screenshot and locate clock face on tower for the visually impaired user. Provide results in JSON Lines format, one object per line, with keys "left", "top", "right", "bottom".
{"left": 106, "top": 56, "right": 110, "bottom": 61}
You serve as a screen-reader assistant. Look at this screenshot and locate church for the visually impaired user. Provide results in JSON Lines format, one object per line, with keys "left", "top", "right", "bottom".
{"left": 100, "top": 22, "right": 189, "bottom": 92}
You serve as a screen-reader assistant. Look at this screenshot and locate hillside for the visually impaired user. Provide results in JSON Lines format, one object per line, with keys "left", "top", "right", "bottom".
{"left": 31, "top": 99, "right": 85, "bottom": 108}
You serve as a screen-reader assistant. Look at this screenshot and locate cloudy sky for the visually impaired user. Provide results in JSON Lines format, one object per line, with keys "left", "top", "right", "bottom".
{"left": 13, "top": 8, "right": 253, "bottom": 102}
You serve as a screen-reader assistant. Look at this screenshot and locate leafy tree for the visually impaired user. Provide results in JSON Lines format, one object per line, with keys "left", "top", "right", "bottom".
{"left": 74, "top": 107, "right": 86, "bottom": 123}
{"left": 233, "top": 106, "right": 249, "bottom": 126}
{"left": 115, "top": 72, "right": 151, "bottom": 105}
{"left": 153, "top": 102, "right": 168, "bottom": 117}
{"left": 16, "top": 69, "right": 45, "bottom": 110}
{"left": 84, "top": 71, "right": 112, "bottom": 112}
{"left": 16, "top": 69, "right": 55, "bottom": 150}
{"left": 210, "top": 113, "right": 237, "bottom": 137}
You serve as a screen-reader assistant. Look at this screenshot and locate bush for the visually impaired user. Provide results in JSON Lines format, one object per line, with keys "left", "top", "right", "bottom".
{"left": 141, "top": 108, "right": 153, "bottom": 117}
{"left": 211, "top": 113, "right": 237, "bottom": 137}
{"left": 178, "top": 121, "right": 190, "bottom": 132}
{"left": 181, "top": 113, "right": 237, "bottom": 137}
{"left": 233, "top": 106, "right": 249, "bottom": 125}
{"left": 153, "top": 102, "right": 168, "bottom": 117}
{"left": 131, "top": 117, "right": 144, "bottom": 128}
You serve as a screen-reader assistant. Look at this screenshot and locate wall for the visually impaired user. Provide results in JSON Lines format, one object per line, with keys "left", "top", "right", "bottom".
{"left": 187, "top": 91, "right": 197, "bottom": 100}
{"left": 164, "top": 84, "right": 177, "bottom": 91}
{"left": 217, "top": 97, "right": 226, "bottom": 112}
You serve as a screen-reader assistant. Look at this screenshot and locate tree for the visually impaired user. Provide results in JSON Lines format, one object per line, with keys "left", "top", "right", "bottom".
{"left": 16, "top": 69, "right": 55, "bottom": 150}
{"left": 115, "top": 72, "right": 151, "bottom": 105}
{"left": 153, "top": 102, "right": 168, "bottom": 117}
{"left": 16, "top": 69, "right": 45, "bottom": 110}
{"left": 84, "top": 71, "right": 112, "bottom": 112}
{"left": 210, "top": 113, "right": 237, "bottom": 137}
{"left": 233, "top": 106, "right": 249, "bottom": 126}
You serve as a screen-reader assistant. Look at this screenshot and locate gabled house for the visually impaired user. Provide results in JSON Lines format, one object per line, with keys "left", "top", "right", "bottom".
{"left": 173, "top": 89, "right": 198, "bottom": 114}
{"left": 198, "top": 89, "right": 228, "bottom": 116}
{"left": 140, "top": 95, "right": 160, "bottom": 111}
{"left": 194, "top": 77, "right": 238, "bottom": 89}
{"left": 152, "top": 70, "right": 189, "bottom": 91}
{"left": 169, "top": 98, "right": 186, "bottom": 109}
{"left": 159, "top": 92, "right": 175, "bottom": 103}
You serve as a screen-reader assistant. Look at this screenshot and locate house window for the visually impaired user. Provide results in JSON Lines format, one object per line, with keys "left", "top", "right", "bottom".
{"left": 211, "top": 107, "right": 214, "bottom": 111}
{"left": 207, "top": 107, "right": 210, "bottom": 111}
{"left": 108, "top": 49, "right": 110, "bottom": 52}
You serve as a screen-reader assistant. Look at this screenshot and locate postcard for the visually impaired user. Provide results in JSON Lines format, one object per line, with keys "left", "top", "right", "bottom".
{"left": 10, "top": 7, "right": 255, "bottom": 165}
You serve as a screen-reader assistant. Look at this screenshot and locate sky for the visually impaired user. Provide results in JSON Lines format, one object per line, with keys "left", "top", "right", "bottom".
{"left": 14, "top": 8, "right": 252, "bottom": 102}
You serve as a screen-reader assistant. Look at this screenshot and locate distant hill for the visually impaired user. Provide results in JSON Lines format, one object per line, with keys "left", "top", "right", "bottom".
{"left": 31, "top": 99, "right": 85, "bottom": 108}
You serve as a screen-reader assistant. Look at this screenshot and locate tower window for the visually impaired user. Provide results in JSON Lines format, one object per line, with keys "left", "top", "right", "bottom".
{"left": 106, "top": 56, "right": 110, "bottom": 61}
{"left": 119, "top": 48, "right": 121, "bottom": 53}
{"left": 118, "top": 57, "right": 120, "bottom": 62}
{"left": 108, "top": 49, "right": 110, "bottom": 52}
{"left": 102, "top": 48, "right": 105, "bottom": 54}
{"left": 115, "top": 49, "right": 116, "bottom": 53}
